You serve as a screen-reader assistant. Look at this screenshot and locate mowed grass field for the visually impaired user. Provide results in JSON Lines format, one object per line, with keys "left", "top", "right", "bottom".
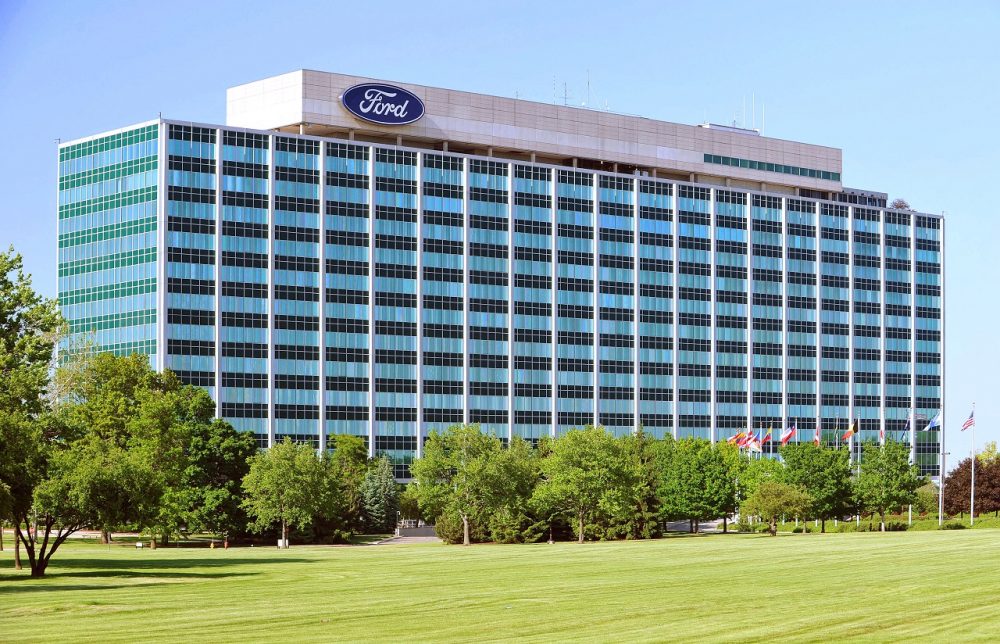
{"left": 2, "top": 530, "right": 1000, "bottom": 642}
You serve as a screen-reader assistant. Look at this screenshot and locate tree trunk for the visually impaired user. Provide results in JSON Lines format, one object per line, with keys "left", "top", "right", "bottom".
{"left": 770, "top": 517, "right": 777, "bottom": 536}
{"left": 689, "top": 519, "right": 694, "bottom": 534}
{"left": 462, "top": 514, "right": 470, "bottom": 546}
{"left": 100, "top": 529, "right": 111, "bottom": 544}
{"left": 30, "top": 560, "right": 46, "bottom": 578}
{"left": 821, "top": 518, "right": 826, "bottom": 533}
{"left": 159, "top": 533, "right": 168, "bottom": 548}
{"left": 282, "top": 520, "right": 288, "bottom": 548}
{"left": 578, "top": 512, "right": 585, "bottom": 544}
{"left": 723, "top": 516, "right": 728, "bottom": 534}
{"left": 14, "top": 534, "right": 21, "bottom": 570}
{"left": 0, "top": 523, "right": 4, "bottom": 551}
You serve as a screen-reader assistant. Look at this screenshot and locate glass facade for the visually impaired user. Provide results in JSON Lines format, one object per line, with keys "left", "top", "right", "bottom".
{"left": 58, "top": 120, "right": 944, "bottom": 477}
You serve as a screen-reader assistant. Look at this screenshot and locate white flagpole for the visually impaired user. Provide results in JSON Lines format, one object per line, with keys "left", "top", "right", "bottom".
{"left": 971, "top": 403, "right": 976, "bottom": 526}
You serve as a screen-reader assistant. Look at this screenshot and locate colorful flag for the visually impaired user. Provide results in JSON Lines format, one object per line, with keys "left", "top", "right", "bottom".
{"left": 748, "top": 431, "right": 763, "bottom": 453}
{"left": 727, "top": 431, "right": 745, "bottom": 445}
{"left": 813, "top": 426, "right": 821, "bottom": 446}
{"left": 924, "top": 412, "right": 942, "bottom": 431}
{"left": 761, "top": 426, "right": 772, "bottom": 445}
{"left": 842, "top": 419, "right": 858, "bottom": 442}
{"left": 737, "top": 432, "right": 751, "bottom": 448}
{"left": 962, "top": 409, "right": 975, "bottom": 432}
{"left": 879, "top": 424, "right": 886, "bottom": 445}
{"left": 780, "top": 425, "right": 796, "bottom": 446}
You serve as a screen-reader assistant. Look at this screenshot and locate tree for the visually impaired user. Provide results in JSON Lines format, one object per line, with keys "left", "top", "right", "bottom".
{"left": 601, "top": 427, "right": 662, "bottom": 540}
{"left": 360, "top": 457, "right": 399, "bottom": 533}
{"left": 889, "top": 198, "right": 911, "bottom": 210}
{"left": 657, "top": 439, "right": 734, "bottom": 533}
{"left": 242, "top": 438, "right": 335, "bottom": 547}
{"left": 533, "top": 426, "right": 617, "bottom": 544}
{"left": 856, "top": 442, "right": 921, "bottom": 530}
{"left": 409, "top": 425, "right": 536, "bottom": 546}
{"left": 780, "top": 444, "right": 854, "bottom": 532}
{"left": 742, "top": 481, "right": 811, "bottom": 536}
{"left": 328, "top": 434, "right": 370, "bottom": 533}
{"left": 0, "top": 248, "right": 62, "bottom": 576}
{"left": 180, "top": 419, "right": 257, "bottom": 539}
{"left": 943, "top": 457, "right": 1000, "bottom": 518}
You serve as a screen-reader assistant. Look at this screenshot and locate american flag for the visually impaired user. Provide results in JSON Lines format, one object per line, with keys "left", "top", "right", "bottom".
{"left": 962, "top": 409, "right": 975, "bottom": 432}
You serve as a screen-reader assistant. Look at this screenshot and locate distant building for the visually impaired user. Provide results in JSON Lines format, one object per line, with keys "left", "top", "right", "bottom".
{"left": 57, "top": 70, "right": 943, "bottom": 476}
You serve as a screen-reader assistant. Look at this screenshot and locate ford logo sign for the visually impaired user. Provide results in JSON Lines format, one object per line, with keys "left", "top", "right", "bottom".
{"left": 341, "top": 83, "right": 424, "bottom": 126}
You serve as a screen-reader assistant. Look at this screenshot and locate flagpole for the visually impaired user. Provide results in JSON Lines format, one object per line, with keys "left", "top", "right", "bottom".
{"left": 970, "top": 402, "right": 976, "bottom": 527}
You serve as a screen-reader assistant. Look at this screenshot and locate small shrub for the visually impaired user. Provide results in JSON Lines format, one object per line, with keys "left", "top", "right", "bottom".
{"left": 434, "top": 511, "right": 465, "bottom": 544}
{"left": 884, "top": 521, "right": 908, "bottom": 532}
{"left": 791, "top": 526, "right": 806, "bottom": 534}
{"left": 734, "top": 520, "right": 751, "bottom": 533}
{"left": 488, "top": 506, "right": 527, "bottom": 544}
{"left": 941, "top": 521, "right": 967, "bottom": 530}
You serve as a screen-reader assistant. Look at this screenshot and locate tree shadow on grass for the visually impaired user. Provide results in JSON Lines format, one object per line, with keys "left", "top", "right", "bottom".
{"left": 0, "top": 557, "right": 311, "bottom": 591}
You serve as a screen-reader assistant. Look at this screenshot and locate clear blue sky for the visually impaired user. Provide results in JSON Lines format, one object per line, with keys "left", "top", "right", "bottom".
{"left": 1, "top": 0, "right": 996, "bottom": 465}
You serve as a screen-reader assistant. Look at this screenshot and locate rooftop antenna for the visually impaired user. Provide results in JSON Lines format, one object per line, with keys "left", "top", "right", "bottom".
{"left": 562, "top": 82, "right": 571, "bottom": 107}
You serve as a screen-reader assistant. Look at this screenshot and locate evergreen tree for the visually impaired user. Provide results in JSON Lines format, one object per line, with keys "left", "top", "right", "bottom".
{"left": 361, "top": 456, "right": 399, "bottom": 533}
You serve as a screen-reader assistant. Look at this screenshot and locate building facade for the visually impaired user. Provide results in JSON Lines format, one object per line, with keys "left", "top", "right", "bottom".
{"left": 57, "top": 70, "right": 944, "bottom": 476}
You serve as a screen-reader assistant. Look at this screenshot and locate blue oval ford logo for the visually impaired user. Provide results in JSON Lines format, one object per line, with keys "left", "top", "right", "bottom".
{"left": 341, "top": 83, "right": 424, "bottom": 126}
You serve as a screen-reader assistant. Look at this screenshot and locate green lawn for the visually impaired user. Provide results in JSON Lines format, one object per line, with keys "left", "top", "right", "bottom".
{"left": 2, "top": 531, "right": 999, "bottom": 642}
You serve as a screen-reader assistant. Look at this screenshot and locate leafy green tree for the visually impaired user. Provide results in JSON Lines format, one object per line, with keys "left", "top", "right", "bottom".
{"left": 181, "top": 419, "right": 257, "bottom": 539}
{"left": 657, "top": 438, "right": 734, "bottom": 533}
{"left": 0, "top": 249, "right": 61, "bottom": 575}
{"left": 742, "top": 481, "right": 812, "bottom": 536}
{"left": 361, "top": 456, "right": 399, "bottom": 533}
{"left": 242, "top": 438, "right": 336, "bottom": 547}
{"left": 328, "top": 434, "right": 370, "bottom": 533}
{"left": 856, "top": 441, "right": 921, "bottom": 530}
{"left": 780, "top": 444, "right": 854, "bottom": 532}
{"left": 409, "top": 425, "right": 525, "bottom": 545}
{"left": 533, "top": 426, "right": 616, "bottom": 544}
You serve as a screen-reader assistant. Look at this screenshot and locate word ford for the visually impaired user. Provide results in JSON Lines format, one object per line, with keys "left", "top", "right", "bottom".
{"left": 341, "top": 83, "right": 425, "bottom": 125}
{"left": 359, "top": 89, "right": 410, "bottom": 119}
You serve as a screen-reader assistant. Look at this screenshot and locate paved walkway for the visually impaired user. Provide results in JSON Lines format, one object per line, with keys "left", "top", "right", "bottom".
{"left": 373, "top": 536, "right": 442, "bottom": 545}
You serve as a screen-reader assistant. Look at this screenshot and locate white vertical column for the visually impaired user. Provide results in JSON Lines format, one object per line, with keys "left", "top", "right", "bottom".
{"left": 592, "top": 172, "right": 601, "bottom": 429}
{"left": 880, "top": 208, "right": 887, "bottom": 446}
{"left": 415, "top": 151, "right": 424, "bottom": 458}
{"left": 709, "top": 188, "right": 717, "bottom": 444}
{"left": 939, "top": 216, "right": 947, "bottom": 484}
{"left": 156, "top": 121, "right": 168, "bottom": 375}
{"left": 746, "top": 195, "right": 754, "bottom": 437}
{"left": 462, "top": 158, "right": 470, "bottom": 427}
{"left": 847, "top": 206, "right": 855, "bottom": 459}
{"left": 367, "top": 146, "right": 376, "bottom": 459}
{"left": 632, "top": 178, "right": 640, "bottom": 435}
{"left": 266, "top": 134, "right": 276, "bottom": 449}
{"left": 672, "top": 183, "right": 680, "bottom": 440}
{"left": 780, "top": 197, "right": 788, "bottom": 448}
{"left": 815, "top": 202, "right": 823, "bottom": 443}
{"left": 214, "top": 128, "right": 223, "bottom": 420}
{"left": 506, "top": 163, "right": 515, "bottom": 444}
{"left": 550, "top": 166, "right": 558, "bottom": 439}
{"left": 318, "top": 140, "right": 328, "bottom": 452}
{"left": 910, "top": 212, "right": 918, "bottom": 465}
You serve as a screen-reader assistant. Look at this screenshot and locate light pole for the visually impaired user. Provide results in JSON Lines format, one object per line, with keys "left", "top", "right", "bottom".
{"left": 938, "top": 452, "right": 950, "bottom": 527}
